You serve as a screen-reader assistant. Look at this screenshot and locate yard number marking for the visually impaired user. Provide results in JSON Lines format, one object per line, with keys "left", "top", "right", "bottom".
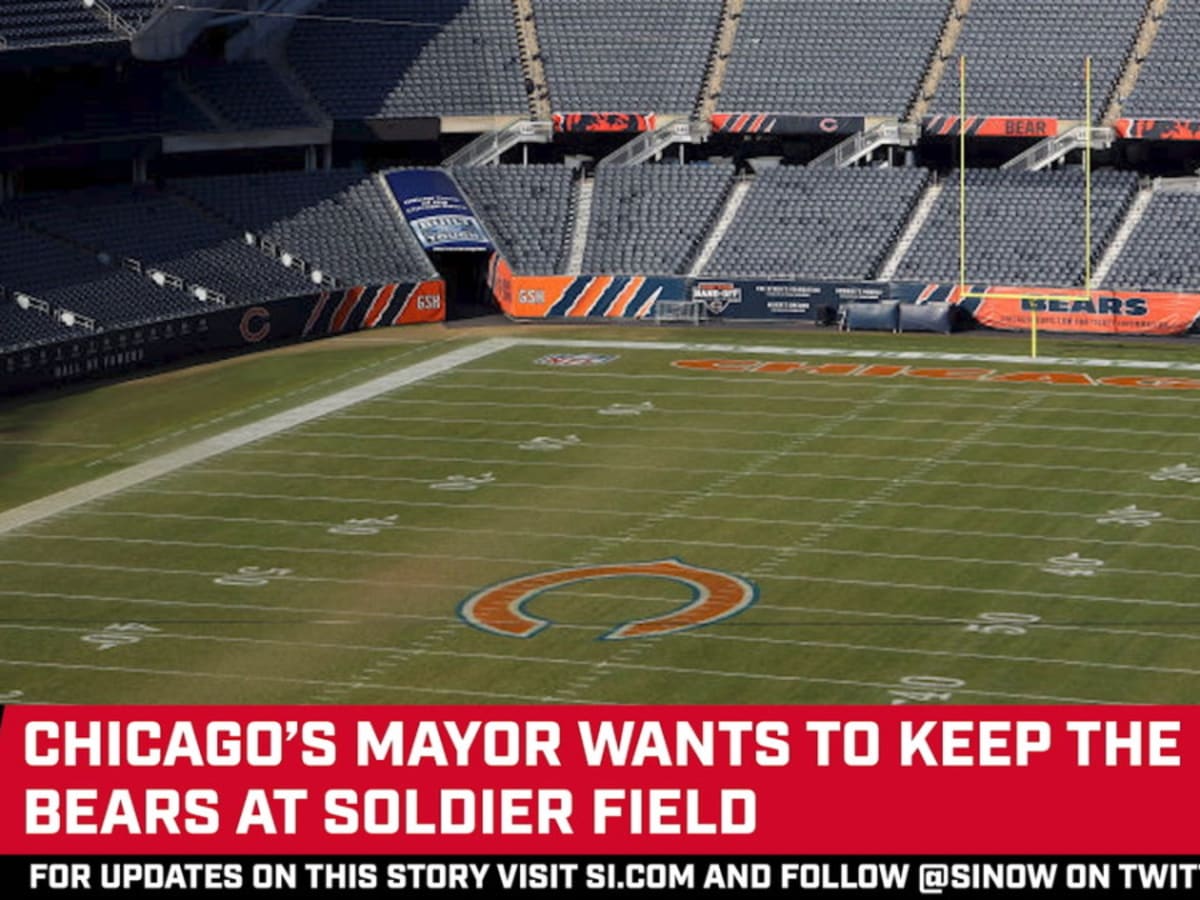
{"left": 214, "top": 566, "right": 293, "bottom": 587}
{"left": 82, "top": 623, "right": 162, "bottom": 652}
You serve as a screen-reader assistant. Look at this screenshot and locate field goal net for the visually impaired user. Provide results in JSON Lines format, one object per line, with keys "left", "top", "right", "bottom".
{"left": 653, "top": 299, "right": 708, "bottom": 325}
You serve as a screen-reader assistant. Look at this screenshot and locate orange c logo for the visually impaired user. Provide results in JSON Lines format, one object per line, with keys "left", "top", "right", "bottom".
{"left": 459, "top": 558, "right": 757, "bottom": 641}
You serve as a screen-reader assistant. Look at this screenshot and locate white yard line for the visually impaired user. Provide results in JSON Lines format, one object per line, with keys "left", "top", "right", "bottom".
{"left": 10, "top": 587, "right": 1200, "bottom": 648}
{"left": 0, "top": 651, "right": 1119, "bottom": 706}
{"left": 4, "top": 553, "right": 1189, "bottom": 612}
{"left": 173, "top": 467, "right": 1200, "bottom": 526}
{"left": 334, "top": 406, "right": 1200, "bottom": 441}
{"left": 8, "top": 619, "right": 1197, "bottom": 682}
{"left": 0, "top": 338, "right": 515, "bottom": 535}
{"left": 64, "top": 508, "right": 1200, "bottom": 554}
{"left": 224, "top": 431, "right": 1194, "bottom": 475}
{"left": 200, "top": 454, "right": 1200, "bottom": 505}
{"left": 387, "top": 378, "right": 1200, "bottom": 413}
{"left": 298, "top": 421, "right": 1191, "bottom": 460}
{"left": 459, "top": 365, "right": 1200, "bottom": 402}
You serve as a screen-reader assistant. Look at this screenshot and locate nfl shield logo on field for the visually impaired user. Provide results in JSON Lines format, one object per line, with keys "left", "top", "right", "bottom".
{"left": 535, "top": 353, "right": 619, "bottom": 367}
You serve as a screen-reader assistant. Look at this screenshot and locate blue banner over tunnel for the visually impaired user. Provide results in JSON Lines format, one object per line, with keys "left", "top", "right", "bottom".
{"left": 383, "top": 168, "right": 493, "bottom": 252}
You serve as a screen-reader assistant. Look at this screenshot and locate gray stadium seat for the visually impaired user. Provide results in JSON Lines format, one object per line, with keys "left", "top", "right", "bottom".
{"left": 704, "top": 166, "right": 931, "bottom": 279}
{"left": 895, "top": 168, "right": 1138, "bottom": 286}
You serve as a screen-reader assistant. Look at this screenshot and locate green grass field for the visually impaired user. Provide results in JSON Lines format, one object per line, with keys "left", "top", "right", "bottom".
{"left": 4, "top": 323, "right": 1200, "bottom": 706}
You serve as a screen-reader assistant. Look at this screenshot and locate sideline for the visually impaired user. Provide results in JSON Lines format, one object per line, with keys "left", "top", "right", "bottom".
{"left": 0, "top": 338, "right": 515, "bottom": 536}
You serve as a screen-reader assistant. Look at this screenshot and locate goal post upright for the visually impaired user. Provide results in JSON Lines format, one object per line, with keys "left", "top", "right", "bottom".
{"left": 1084, "top": 55, "right": 1093, "bottom": 301}
{"left": 958, "top": 54, "right": 967, "bottom": 305}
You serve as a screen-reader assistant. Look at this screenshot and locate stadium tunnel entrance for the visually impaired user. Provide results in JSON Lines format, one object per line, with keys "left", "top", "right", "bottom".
{"left": 430, "top": 250, "right": 497, "bottom": 321}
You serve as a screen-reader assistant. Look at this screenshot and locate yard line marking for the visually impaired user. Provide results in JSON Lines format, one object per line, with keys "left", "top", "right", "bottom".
{"left": 333, "top": 408, "right": 1200, "bottom": 442}
{"left": 9, "top": 619, "right": 1195, "bottom": 681}
{"left": 203, "top": 453, "right": 1200, "bottom": 504}
{"left": 249, "top": 431, "right": 1191, "bottom": 475}
{"left": 298, "top": 421, "right": 1189, "bottom": 461}
{"left": 0, "top": 658, "right": 558, "bottom": 704}
{"left": 686, "top": 630, "right": 1200, "bottom": 678}
{"left": 14, "top": 624, "right": 1195, "bottom": 686}
{"left": 459, "top": 365, "right": 1200, "bottom": 402}
{"left": 366, "top": 390, "right": 1200, "bottom": 423}
{"left": 0, "top": 338, "right": 514, "bottom": 535}
{"left": 7, "top": 588, "right": 1200, "bottom": 648}
{"left": 0, "top": 651, "right": 1121, "bottom": 707}
{"left": 66, "top": 508, "right": 1200, "bottom": 554}
{"left": 392, "top": 378, "right": 1200, "bottom": 415}
{"left": 53, "top": 517, "right": 1197, "bottom": 583}
{"left": 3, "top": 554, "right": 1199, "bottom": 613}
{"left": 180, "top": 467, "right": 1200, "bottom": 527}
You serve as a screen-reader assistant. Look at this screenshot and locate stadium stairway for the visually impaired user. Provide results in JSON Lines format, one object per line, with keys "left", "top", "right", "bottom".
{"left": 688, "top": 175, "right": 752, "bottom": 277}
{"left": 909, "top": 0, "right": 973, "bottom": 123}
{"left": 1104, "top": 0, "right": 1171, "bottom": 124}
{"left": 877, "top": 180, "right": 945, "bottom": 281}
{"left": 695, "top": 0, "right": 746, "bottom": 122}
{"left": 510, "top": 0, "right": 551, "bottom": 120}
{"left": 565, "top": 175, "right": 594, "bottom": 276}
{"left": 1093, "top": 178, "right": 1156, "bottom": 285}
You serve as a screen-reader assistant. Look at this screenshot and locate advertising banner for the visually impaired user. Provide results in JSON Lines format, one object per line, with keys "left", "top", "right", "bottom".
{"left": 382, "top": 169, "right": 493, "bottom": 252}
{"left": 0, "top": 282, "right": 445, "bottom": 395}
{"left": 552, "top": 113, "right": 655, "bottom": 134}
{"left": 922, "top": 115, "right": 1061, "bottom": 139}
{"left": 691, "top": 279, "right": 889, "bottom": 321}
{"left": 487, "top": 256, "right": 685, "bottom": 319}
{"left": 947, "top": 284, "right": 1200, "bottom": 336}
{"left": 0, "top": 704, "right": 1197, "bottom": 896}
{"left": 1114, "top": 118, "right": 1200, "bottom": 141}
{"left": 710, "top": 114, "right": 866, "bottom": 136}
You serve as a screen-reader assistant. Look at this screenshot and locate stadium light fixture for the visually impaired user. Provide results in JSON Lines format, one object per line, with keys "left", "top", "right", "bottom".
{"left": 280, "top": 253, "right": 294, "bottom": 267}
{"left": 310, "top": 269, "right": 323, "bottom": 284}
{"left": 150, "top": 270, "right": 167, "bottom": 287}
{"left": 60, "top": 311, "right": 76, "bottom": 327}
{"left": 193, "top": 286, "right": 209, "bottom": 302}
{"left": 82, "top": 0, "right": 95, "bottom": 8}
{"left": 15, "top": 293, "right": 30, "bottom": 310}
{"left": 244, "top": 232, "right": 256, "bottom": 246}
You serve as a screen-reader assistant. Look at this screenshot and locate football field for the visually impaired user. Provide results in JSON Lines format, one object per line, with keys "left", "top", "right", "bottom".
{"left": 4, "top": 328, "right": 1200, "bottom": 707}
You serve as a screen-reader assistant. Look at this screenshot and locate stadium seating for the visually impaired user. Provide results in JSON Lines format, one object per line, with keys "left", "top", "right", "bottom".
{"left": 0, "top": 301, "right": 76, "bottom": 349}
{"left": 0, "top": 1, "right": 120, "bottom": 49}
{"left": 583, "top": 162, "right": 735, "bottom": 274}
{"left": 452, "top": 164, "right": 575, "bottom": 274}
{"left": 530, "top": 0, "right": 724, "bottom": 113}
{"left": 1104, "top": 190, "right": 1200, "bottom": 292}
{"left": 0, "top": 218, "right": 208, "bottom": 329}
{"left": 10, "top": 186, "right": 317, "bottom": 305}
{"left": 171, "top": 170, "right": 438, "bottom": 285}
{"left": 894, "top": 168, "right": 1138, "bottom": 286}
{"left": 719, "top": 0, "right": 948, "bottom": 117}
{"left": 287, "top": 0, "right": 528, "bottom": 119}
{"left": 930, "top": 0, "right": 1146, "bottom": 120}
{"left": 1121, "top": 0, "right": 1200, "bottom": 119}
{"left": 182, "top": 61, "right": 319, "bottom": 131}
{"left": 703, "top": 166, "right": 931, "bottom": 279}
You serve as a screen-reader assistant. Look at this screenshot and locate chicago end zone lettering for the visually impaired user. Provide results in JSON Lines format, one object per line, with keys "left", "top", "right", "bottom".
{"left": 673, "top": 359, "right": 1200, "bottom": 391}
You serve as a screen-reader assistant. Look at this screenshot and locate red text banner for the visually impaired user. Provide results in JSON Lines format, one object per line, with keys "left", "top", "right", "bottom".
{"left": 0, "top": 706, "right": 1195, "bottom": 857}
